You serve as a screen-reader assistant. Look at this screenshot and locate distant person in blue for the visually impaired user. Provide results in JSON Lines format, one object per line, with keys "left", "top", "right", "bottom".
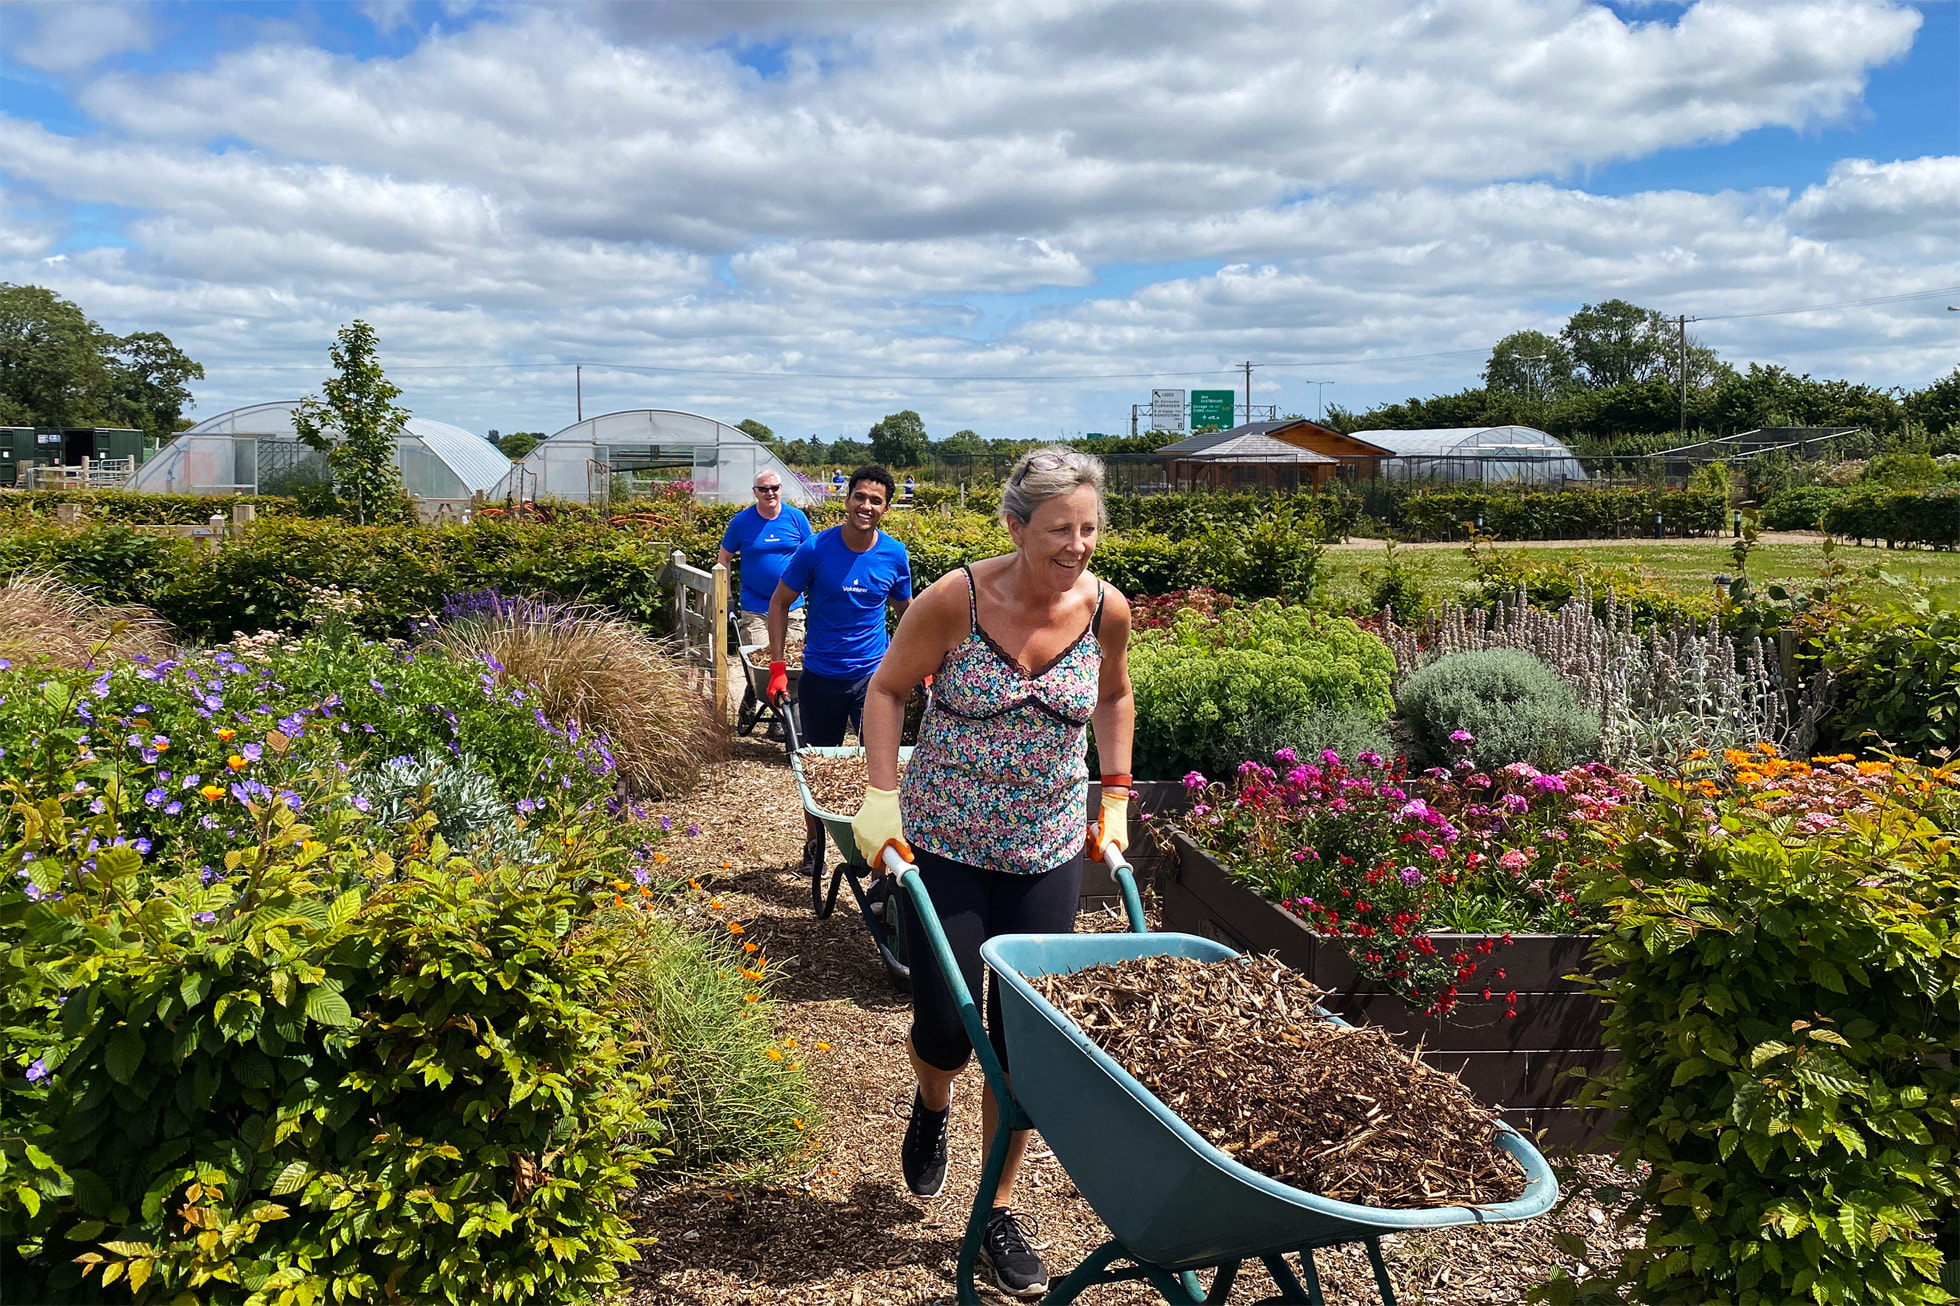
{"left": 717, "top": 468, "right": 812, "bottom": 655}
{"left": 831, "top": 469, "right": 847, "bottom": 496}
{"left": 768, "top": 465, "right": 911, "bottom": 847}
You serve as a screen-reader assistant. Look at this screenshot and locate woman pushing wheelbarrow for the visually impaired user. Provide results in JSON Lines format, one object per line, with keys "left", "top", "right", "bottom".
{"left": 851, "top": 447, "right": 1134, "bottom": 1300}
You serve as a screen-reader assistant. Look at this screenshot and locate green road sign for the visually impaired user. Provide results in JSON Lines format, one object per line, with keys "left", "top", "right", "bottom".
{"left": 1191, "top": 390, "right": 1235, "bottom": 429}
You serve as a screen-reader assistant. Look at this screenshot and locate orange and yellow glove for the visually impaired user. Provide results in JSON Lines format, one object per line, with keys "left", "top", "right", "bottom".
{"left": 1089, "top": 777, "right": 1131, "bottom": 862}
{"left": 852, "top": 786, "right": 912, "bottom": 874}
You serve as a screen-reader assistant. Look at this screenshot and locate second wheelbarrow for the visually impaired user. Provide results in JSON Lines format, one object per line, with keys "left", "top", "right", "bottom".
{"left": 879, "top": 843, "right": 1561, "bottom": 1305}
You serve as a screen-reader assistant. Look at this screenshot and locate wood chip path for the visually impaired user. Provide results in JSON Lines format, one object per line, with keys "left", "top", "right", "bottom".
{"left": 621, "top": 739, "right": 1645, "bottom": 1305}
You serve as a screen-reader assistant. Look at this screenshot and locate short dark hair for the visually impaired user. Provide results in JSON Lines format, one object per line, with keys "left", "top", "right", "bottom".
{"left": 846, "top": 464, "right": 895, "bottom": 503}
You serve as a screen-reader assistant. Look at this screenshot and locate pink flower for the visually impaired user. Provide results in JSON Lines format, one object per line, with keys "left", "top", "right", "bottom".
{"left": 1499, "top": 850, "right": 1529, "bottom": 872}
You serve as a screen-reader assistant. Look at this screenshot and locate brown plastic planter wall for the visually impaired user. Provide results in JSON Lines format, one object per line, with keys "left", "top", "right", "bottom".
{"left": 1162, "top": 830, "right": 1618, "bottom": 1150}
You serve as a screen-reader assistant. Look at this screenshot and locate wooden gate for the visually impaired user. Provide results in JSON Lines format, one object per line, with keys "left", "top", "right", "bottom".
{"left": 668, "top": 550, "right": 730, "bottom": 722}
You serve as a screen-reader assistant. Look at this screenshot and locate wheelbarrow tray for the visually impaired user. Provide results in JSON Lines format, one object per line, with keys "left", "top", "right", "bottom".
{"left": 737, "top": 642, "right": 803, "bottom": 696}
{"left": 788, "top": 744, "right": 914, "bottom": 870}
{"left": 981, "top": 931, "right": 1560, "bottom": 1273}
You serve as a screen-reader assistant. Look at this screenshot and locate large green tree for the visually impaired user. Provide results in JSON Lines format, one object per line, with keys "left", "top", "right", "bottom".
{"left": 735, "top": 418, "right": 774, "bottom": 443}
{"left": 867, "top": 409, "right": 929, "bottom": 467}
{"left": 291, "top": 320, "right": 408, "bottom": 525}
{"left": 0, "top": 283, "right": 204, "bottom": 439}
{"left": 1483, "top": 329, "right": 1576, "bottom": 402}
{"left": 1560, "top": 298, "right": 1721, "bottom": 390}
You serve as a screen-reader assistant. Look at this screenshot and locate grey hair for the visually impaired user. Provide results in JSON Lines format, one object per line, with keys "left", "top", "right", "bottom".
{"left": 1000, "top": 446, "right": 1107, "bottom": 529}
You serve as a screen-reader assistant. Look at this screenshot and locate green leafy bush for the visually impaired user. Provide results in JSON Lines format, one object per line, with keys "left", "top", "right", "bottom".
{"left": 1397, "top": 649, "right": 1601, "bottom": 770}
{"left": 1761, "top": 485, "right": 1846, "bottom": 532}
{"left": 1, "top": 670, "right": 661, "bottom": 1303}
{"left": 1125, "top": 604, "right": 1395, "bottom": 779}
{"left": 1806, "top": 577, "right": 1960, "bottom": 757}
{"left": 1822, "top": 488, "right": 1960, "bottom": 550}
{"left": 0, "top": 490, "right": 303, "bottom": 526}
{"left": 1467, "top": 540, "right": 1718, "bottom": 630}
{"left": 1396, "top": 486, "right": 1725, "bottom": 542}
{"left": 1552, "top": 766, "right": 1960, "bottom": 1306}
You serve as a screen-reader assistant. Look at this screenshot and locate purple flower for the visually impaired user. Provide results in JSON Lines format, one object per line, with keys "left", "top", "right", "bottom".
{"left": 280, "top": 791, "right": 302, "bottom": 812}
{"left": 1182, "top": 770, "right": 1208, "bottom": 791}
{"left": 686, "top": 822, "right": 700, "bottom": 837}
{"left": 199, "top": 815, "right": 217, "bottom": 830}
{"left": 369, "top": 679, "right": 386, "bottom": 692}
{"left": 164, "top": 801, "right": 182, "bottom": 815}
{"left": 659, "top": 815, "right": 673, "bottom": 832}
{"left": 145, "top": 787, "right": 167, "bottom": 807}
{"left": 23, "top": 882, "right": 43, "bottom": 902}
{"left": 1272, "top": 747, "right": 1297, "bottom": 763}
{"left": 1399, "top": 866, "right": 1423, "bottom": 886}
{"left": 1357, "top": 750, "right": 1384, "bottom": 769}
{"left": 516, "top": 798, "right": 536, "bottom": 814}
{"left": 1449, "top": 729, "right": 1475, "bottom": 745}
{"left": 132, "top": 838, "right": 151, "bottom": 854}
{"left": 25, "top": 1058, "right": 47, "bottom": 1082}
{"left": 0, "top": 658, "right": 10, "bottom": 670}
{"left": 279, "top": 714, "right": 306, "bottom": 734}
{"left": 88, "top": 798, "right": 106, "bottom": 814}
{"left": 194, "top": 911, "right": 217, "bottom": 924}
{"left": 351, "top": 795, "right": 371, "bottom": 812}
{"left": 242, "top": 743, "right": 263, "bottom": 762}
{"left": 199, "top": 865, "right": 217, "bottom": 884}
{"left": 1529, "top": 774, "right": 1568, "bottom": 796}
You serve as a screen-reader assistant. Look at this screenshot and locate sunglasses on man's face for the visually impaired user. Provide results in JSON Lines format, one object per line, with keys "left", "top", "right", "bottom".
{"left": 753, "top": 484, "right": 782, "bottom": 493}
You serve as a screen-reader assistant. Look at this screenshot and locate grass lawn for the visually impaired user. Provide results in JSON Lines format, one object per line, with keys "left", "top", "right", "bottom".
{"left": 1319, "top": 538, "right": 1960, "bottom": 610}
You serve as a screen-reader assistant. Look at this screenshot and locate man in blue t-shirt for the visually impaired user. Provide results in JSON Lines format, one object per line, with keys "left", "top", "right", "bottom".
{"left": 717, "top": 469, "right": 813, "bottom": 653}
{"left": 768, "top": 464, "right": 911, "bottom": 756}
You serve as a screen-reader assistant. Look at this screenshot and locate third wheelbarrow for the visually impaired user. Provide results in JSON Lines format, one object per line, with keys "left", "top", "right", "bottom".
{"left": 878, "top": 843, "right": 1560, "bottom": 1305}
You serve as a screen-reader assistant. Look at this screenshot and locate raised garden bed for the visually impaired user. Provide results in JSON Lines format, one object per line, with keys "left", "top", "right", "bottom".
{"left": 1162, "top": 831, "right": 1616, "bottom": 1150}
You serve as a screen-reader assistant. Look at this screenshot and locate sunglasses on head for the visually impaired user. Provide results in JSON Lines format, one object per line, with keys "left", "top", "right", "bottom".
{"left": 1012, "top": 453, "right": 1069, "bottom": 487}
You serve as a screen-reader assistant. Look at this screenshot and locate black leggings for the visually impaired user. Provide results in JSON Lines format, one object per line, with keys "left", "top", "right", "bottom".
{"left": 898, "top": 846, "right": 1083, "bottom": 1074}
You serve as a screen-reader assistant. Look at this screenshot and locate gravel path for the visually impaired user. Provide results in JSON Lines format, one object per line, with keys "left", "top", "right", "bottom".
{"left": 622, "top": 740, "right": 1644, "bottom": 1305}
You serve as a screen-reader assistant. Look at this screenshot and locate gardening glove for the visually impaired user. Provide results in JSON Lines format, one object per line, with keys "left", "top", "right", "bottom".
{"left": 1089, "top": 788, "right": 1130, "bottom": 862}
{"left": 766, "top": 661, "right": 788, "bottom": 703}
{"left": 852, "top": 785, "right": 912, "bottom": 875}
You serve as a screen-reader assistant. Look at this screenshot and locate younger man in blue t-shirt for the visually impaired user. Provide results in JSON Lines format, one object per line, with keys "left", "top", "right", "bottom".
{"left": 767, "top": 464, "right": 911, "bottom": 752}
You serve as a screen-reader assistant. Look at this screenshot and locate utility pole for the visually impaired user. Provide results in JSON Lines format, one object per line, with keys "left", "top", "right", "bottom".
{"left": 1241, "top": 360, "right": 1255, "bottom": 425}
{"left": 1130, "top": 403, "right": 1142, "bottom": 438}
{"left": 1303, "top": 380, "right": 1334, "bottom": 423}
{"left": 1677, "top": 316, "right": 1687, "bottom": 439}
{"left": 576, "top": 364, "right": 583, "bottom": 423}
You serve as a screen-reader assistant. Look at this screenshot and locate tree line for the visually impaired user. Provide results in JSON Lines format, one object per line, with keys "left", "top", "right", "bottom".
{"left": 1323, "top": 298, "right": 1960, "bottom": 453}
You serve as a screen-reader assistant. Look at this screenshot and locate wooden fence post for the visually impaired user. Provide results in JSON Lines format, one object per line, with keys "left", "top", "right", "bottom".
{"left": 710, "top": 563, "right": 730, "bottom": 722}
{"left": 671, "top": 550, "right": 686, "bottom": 639}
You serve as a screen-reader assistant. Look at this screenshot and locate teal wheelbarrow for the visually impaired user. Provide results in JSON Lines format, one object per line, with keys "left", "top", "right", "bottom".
{"left": 785, "top": 704, "right": 916, "bottom": 992}
{"left": 876, "top": 843, "right": 1561, "bottom": 1305}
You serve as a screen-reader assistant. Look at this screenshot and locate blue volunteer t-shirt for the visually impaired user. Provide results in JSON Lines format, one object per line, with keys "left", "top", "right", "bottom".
{"left": 720, "top": 503, "right": 813, "bottom": 614}
{"left": 778, "top": 527, "right": 913, "bottom": 680}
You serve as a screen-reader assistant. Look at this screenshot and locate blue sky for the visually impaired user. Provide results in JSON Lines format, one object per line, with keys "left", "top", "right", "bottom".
{"left": 2, "top": 0, "right": 1956, "bottom": 440}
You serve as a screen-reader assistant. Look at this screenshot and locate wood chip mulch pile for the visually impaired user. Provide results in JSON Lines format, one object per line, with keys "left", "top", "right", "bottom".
{"left": 1031, "top": 955, "right": 1526, "bottom": 1208}
{"left": 621, "top": 739, "right": 1649, "bottom": 1305}
{"left": 795, "top": 751, "right": 904, "bottom": 815}
{"left": 744, "top": 638, "right": 805, "bottom": 668}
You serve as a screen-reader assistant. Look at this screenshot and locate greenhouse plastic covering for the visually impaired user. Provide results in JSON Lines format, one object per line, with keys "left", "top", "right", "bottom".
{"left": 1346, "top": 425, "right": 1587, "bottom": 484}
{"left": 489, "top": 409, "right": 817, "bottom": 508}
{"left": 129, "top": 401, "right": 509, "bottom": 501}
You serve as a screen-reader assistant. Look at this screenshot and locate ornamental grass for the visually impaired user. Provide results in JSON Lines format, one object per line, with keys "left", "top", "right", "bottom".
{"left": 432, "top": 592, "right": 727, "bottom": 798}
{"left": 0, "top": 571, "right": 174, "bottom": 670}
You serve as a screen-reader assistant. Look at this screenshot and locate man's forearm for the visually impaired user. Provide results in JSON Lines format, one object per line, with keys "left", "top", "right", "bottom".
{"left": 767, "top": 597, "right": 789, "bottom": 661}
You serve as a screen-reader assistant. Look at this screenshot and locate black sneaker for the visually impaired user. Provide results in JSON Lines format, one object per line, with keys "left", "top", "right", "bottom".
{"left": 900, "top": 1090, "right": 949, "bottom": 1198}
{"left": 979, "top": 1207, "right": 1048, "bottom": 1299}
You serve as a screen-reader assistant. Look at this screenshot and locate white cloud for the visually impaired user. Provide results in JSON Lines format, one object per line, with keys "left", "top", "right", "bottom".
{"left": 6, "top": 1, "right": 154, "bottom": 72}
{"left": 0, "top": 0, "right": 1949, "bottom": 437}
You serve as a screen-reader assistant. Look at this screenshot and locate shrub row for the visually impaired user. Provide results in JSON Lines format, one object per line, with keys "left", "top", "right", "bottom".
{"left": 1760, "top": 485, "right": 1846, "bottom": 532}
{"left": 1395, "top": 487, "right": 1725, "bottom": 542}
{"left": 0, "top": 489, "right": 306, "bottom": 525}
{"left": 1820, "top": 487, "right": 1960, "bottom": 550}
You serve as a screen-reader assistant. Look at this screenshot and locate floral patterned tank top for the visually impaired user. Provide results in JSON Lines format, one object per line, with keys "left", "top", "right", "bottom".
{"left": 902, "top": 566, "right": 1104, "bottom": 876}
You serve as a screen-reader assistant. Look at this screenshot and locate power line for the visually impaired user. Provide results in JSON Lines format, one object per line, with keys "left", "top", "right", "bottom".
{"left": 1694, "top": 284, "right": 1960, "bottom": 322}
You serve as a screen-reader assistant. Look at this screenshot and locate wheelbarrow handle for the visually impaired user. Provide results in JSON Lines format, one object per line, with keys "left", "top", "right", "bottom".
{"left": 1095, "top": 843, "right": 1148, "bottom": 934}
{"left": 777, "top": 690, "right": 801, "bottom": 756}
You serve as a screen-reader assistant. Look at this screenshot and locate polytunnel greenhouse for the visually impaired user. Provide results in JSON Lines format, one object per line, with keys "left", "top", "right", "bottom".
{"left": 1346, "top": 425, "right": 1587, "bottom": 485}
{"left": 129, "top": 401, "right": 511, "bottom": 503}
{"left": 488, "top": 409, "right": 817, "bottom": 508}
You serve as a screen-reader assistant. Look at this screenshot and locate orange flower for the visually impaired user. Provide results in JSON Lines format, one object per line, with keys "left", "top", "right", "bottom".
{"left": 199, "top": 784, "right": 225, "bottom": 801}
{"left": 721, "top": 860, "right": 732, "bottom": 869}
{"left": 740, "top": 967, "right": 763, "bottom": 981}
{"left": 792, "top": 1118, "right": 804, "bottom": 1130}
{"left": 766, "top": 1049, "right": 783, "bottom": 1061}
{"left": 614, "top": 894, "right": 626, "bottom": 907}
{"left": 216, "top": 728, "right": 237, "bottom": 741}
{"left": 815, "top": 1042, "right": 830, "bottom": 1052}
{"left": 639, "top": 886, "right": 652, "bottom": 897}
{"left": 709, "top": 897, "right": 723, "bottom": 909}
{"left": 728, "top": 922, "right": 745, "bottom": 935}
{"left": 743, "top": 941, "right": 758, "bottom": 953}
{"left": 743, "top": 993, "right": 759, "bottom": 1003}
{"left": 654, "top": 853, "right": 668, "bottom": 863}
{"left": 784, "top": 1037, "right": 798, "bottom": 1048}
{"left": 226, "top": 755, "right": 247, "bottom": 771}
{"left": 614, "top": 880, "right": 629, "bottom": 892}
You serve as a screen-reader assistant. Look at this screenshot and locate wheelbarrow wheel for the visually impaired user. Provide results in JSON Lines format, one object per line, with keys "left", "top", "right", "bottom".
{"left": 736, "top": 684, "right": 761, "bottom": 736}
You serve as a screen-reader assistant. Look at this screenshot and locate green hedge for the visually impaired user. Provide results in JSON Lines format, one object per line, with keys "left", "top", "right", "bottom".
{"left": 1821, "top": 488, "right": 1960, "bottom": 550}
{"left": 1396, "top": 487, "right": 1725, "bottom": 542}
{"left": 1760, "top": 486, "right": 1846, "bottom": 532}
{"left": 0, "top": 489, "right": 305, "bottom": 524}
{"left": 1810, "top": 580, "right": 1960, "bottom": 757}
